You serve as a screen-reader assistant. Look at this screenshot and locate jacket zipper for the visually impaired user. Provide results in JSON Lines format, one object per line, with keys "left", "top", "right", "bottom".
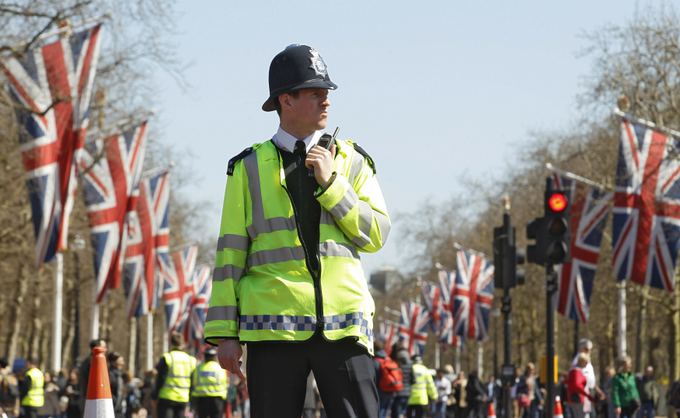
{"left": 279, "top": 149, "right": 325, "bottom": 334}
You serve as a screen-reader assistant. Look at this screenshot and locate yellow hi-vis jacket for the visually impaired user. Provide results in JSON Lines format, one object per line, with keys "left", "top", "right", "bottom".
{"left": 204, "top": 138, "right": 390, "bottom": 354}
{"left": 21, "top": 367, "right": 44, "bottom": 407}
{"left": 158, "top": 350, "right": 197, "bottom": 403}
{"left": 191, "top": 360, "right": 228, "bottom": 399}
{"left": 408, "top": 363, "right": 437, "bottom": 406}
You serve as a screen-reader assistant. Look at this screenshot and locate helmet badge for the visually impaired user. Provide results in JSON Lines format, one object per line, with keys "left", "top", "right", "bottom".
{"left": 308, "top": 48, "right": 328, "bottom": 77}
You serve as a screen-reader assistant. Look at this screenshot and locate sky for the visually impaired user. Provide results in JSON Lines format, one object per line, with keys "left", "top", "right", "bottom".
{"left": 155, "top": 0, "right": 652, "bottom": 275}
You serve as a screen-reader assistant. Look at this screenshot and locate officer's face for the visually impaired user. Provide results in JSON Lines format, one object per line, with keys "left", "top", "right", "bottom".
{"left": 286, "top": 88, "right": 330, "bottom": 131}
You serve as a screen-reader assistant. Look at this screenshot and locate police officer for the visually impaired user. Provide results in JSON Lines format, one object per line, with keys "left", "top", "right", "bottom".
{"left": 205, "top": 44, "right": 391, "bottom": 417}
{"left": 190, "top": 348, "right": 227, "bottom": 418}
{"left": 407, "top": 355, "right": 437, "bottom": 418}
{"left": 18, "top": 357, "right": 43, "bottom": 418}
{"left": 153, "top": 332, "right": 197, "bottom": 418}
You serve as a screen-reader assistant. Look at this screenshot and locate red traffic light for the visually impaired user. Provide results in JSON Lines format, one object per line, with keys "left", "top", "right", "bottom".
{"left": 548, "top": 193, "right": 568, "bottom": 213}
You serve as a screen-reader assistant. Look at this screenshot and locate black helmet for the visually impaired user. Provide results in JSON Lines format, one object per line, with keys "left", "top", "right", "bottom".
{"left": 204, "top": 347, "right": 217, "bottom": 357}
{"left": 262, "top": 44, "right": 338, "bottom": 112}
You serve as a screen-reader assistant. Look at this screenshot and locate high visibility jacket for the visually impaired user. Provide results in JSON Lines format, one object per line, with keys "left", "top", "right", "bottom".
{"left": 191, "top": 360, "right": 228, "bottom": 399}
{"left": 204, "top": 139, "right": 390, "bottom": 354}
{"left": 158, "top": 350, "right": 197, "bottom": 403}
{"left": 21, "top": 368, "right": 44, "bottom": 407}
{"left": 408, "top": 363, "right": 437, "bottom": 406}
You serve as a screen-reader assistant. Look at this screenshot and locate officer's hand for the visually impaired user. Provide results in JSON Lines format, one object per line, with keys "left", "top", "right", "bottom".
{"left": 217, "top": 339, "right": 245, "bottom": 381}
{"left": 306, "top": 143, "right": 336, "bottom": 187}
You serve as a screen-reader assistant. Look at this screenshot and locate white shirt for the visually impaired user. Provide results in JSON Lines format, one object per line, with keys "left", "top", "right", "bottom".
{"left": 435, "top": 376, "right": 452, "bottom": 403}
{"left": 272, "top": 126, "right": 323, "bottom": 153}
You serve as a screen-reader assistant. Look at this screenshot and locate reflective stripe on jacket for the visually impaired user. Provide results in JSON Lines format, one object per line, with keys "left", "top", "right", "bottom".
{"left": 21, "top": 368, "right": 44, "bottom": 407}
{"left": 158, "top": 351, "right": 196, "bottom": 403}
{"left": 191, "top": 360, "right": 228, "bottom": 399}
{"left": 408, "top": 363, "right": 437, "bottom": 406}
{"left": 204, "top": 139, "right": 390, "bottom": 354}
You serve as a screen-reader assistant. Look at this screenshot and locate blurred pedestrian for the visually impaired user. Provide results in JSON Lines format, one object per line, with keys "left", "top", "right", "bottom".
{"left": 572, "top": 339, "right": 604, "bottom": 418}
{"left": 0, "top": 357, "right": 19, "bottom": 417}
{"left": 107, "top": 352, "right": 125, "bottom": 418}
{"left": 18, "top": 357, "right": 43, "bottom": 418}
{"left": 466, "top": 370, "right": 488, "bottom": 418}
{"left": 452, "top": 371, "right": 468, "bottom": 418}
{"left": 635, "top": 366, "right": 659, "bottom": 418}
{"left": 78, "top": 339, "right": 106, "bottom": 411}
{"left": 191, "top": 348, "right": 227, "bottom": 418}
{"left": 566, "top": 353, "right": 595, "bottom": 418}
{"left": 392, "top": 348, "right": 413, "bottom": 418}
{"left": 434, "top": 369, "right": 452, "bottom": 418}
{"left": 152, "top": 332, "right": 196, "bottom": 418}
{"left": 611, "top": 356, "right": 639, "bottom": 418}
{"left": 62, "top": 369, "right": 81, "bottom": 418}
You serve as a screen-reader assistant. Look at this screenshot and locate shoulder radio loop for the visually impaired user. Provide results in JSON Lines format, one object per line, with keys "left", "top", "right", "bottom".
{"left": 227, "top": 147, "right": 254, "bottom": 176}
{"left": 352, "top": 143, "right": 376, "bottom": 174}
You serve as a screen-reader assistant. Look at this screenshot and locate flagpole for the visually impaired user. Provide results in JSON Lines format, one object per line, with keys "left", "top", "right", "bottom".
{"left": 477, "top": 344, "right": 484, "bottom": 379}
{"left": 52, "top": 253, "right": 63, "bottom": 373}
{"left": 617, "top": 282, "right": 627, "bottom": 357}
{"left": 454, "top": 343, "right": 461, "bottom": 373}
{"left": 544, "top": 163, "right": 609, "bottom": 191}
{"left": 91, "top": 303, "right": 100, "bottom": 340}
{"left": 435, "top": 343, "right": 440, "bottom": 369}
{"left": 146, "top": 314, "right": 154, "bottom": 370}
{"left": 614, "top": 108, "right": 680, "bottom": 139}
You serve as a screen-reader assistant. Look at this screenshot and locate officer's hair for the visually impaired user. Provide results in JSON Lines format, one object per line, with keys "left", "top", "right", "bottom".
{"left": 170, "top": 331, "right": 184, "bottom": 349}
{"left": 275, "top": 90, "right": 301, "bottom": 116}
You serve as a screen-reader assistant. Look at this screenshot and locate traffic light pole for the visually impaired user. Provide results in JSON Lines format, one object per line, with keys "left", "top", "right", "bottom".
{"left": 501, "top": 212, "right": 513, "bottom": 418}
{"left": 545, "top": 263, "right": 557, "bottom": 418}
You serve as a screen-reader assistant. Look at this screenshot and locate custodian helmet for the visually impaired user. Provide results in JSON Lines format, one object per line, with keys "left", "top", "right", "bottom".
{"left": 262, "top": 44, "right": 338, "bottom": 112}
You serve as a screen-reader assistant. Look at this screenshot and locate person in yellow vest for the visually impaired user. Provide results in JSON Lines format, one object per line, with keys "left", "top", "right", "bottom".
{"left": 205, "top": 43, "right": 390, "bottom": 417}
{"left": 407, "top": 355, "right": 437, "bottom": 418}
{"left": 18, "top": 357, "right": 43, "bottom": 418}
{"left": 190, "top": 348, "right": 227, "bottom": 418}
{"left": 152, "top": 332, "right": 197, "bottom": 418}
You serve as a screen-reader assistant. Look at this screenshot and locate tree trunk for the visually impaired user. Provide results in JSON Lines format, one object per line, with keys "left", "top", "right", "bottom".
{"left": 5, "top": 263, "right": 28, "bottom": 365}
{"left": 635, "top": 288, "right": 648, "bottom": 372}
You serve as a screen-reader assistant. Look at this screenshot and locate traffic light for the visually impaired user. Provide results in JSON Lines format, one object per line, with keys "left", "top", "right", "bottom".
{"left": 494, "top": 214, "right": 526, "bottom": 289}
{"left": 544, "top": 190, "right": 570, "bottom": 264}
{"left": 525, "top": 178, "right": 571, "bottom": 266}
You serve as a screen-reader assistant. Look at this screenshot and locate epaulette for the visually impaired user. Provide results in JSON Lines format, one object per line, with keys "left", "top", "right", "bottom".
{"left": 352, "top": 143, "right": 376, "bottom": 174}
{"left": 227, "top": 147, "right": 254, "bottom": 175}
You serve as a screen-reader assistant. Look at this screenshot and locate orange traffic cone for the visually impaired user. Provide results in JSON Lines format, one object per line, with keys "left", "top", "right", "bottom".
{"left": 84, "top": 346, "right": 115, "bottom": 418}
{"left": 487, "top": 402, "right": 497, "bottom": 418}
{"left": 554, "top": 396, "right": 564, "bottom": 418}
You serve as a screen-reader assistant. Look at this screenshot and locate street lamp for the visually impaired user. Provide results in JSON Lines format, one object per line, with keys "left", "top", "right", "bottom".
{"left": 71, "top": 234, "right": 85, "bottom": 367}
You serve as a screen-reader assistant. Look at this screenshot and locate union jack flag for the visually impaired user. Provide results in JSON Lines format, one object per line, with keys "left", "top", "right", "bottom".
{"left": 452, "top": 248, "right": 494, "bottom": 341}
{"left": 438, "top": 269, "right": 461, "bottom": 346}
{"left": 438, "top": 310, "right": 461, "bottom": 348}
{"left": 551, "top": 173, "right": 612, "bottom": 322}
{"left": 81, "top": 122, "right": 148, "bottom": 303}
{"left": 186, "top": 264, "right": 211, "bottom": 353}
{"left": 398, "top": 301, "right": 430, "bottom": 356}
{"left": 1, "top": 25, "right": 102, "bottom": 265}
{"left": 161, "top": 244, "right": 198, "bottom": 332}
{"left": 124, "top": 170, "right": 170, "bottom": 317}
{"left": 613, "top": 117, "right": 680, "bottom": 292}
{"left": 421, "top": 281, "right": 444, "bottom": 334}
{"left": 377, "top": 320, "right": 398, "bottom": 357}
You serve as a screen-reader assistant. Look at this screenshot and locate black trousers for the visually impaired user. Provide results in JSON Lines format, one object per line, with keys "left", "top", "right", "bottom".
{"left": 246, "top": 334, "right": 378, "bottom": 418}
{"left": 19, "top": 406, "right": 38, "bottom": 418}
{"left": 193, "top": 397, "right": 225, "bottom": 418}
{"left": 157, "top": 399, "right": 187, "bottom": 418}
